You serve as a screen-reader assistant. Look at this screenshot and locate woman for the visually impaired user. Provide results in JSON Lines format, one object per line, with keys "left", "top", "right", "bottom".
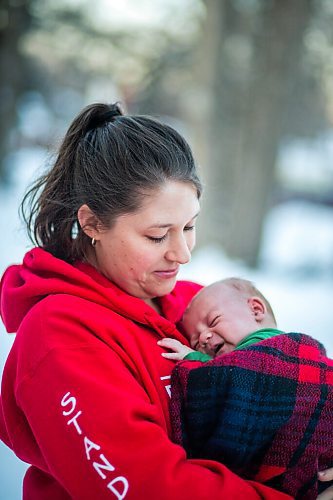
{"left": 0, "top": 103, "right": 330, "bottom": 499}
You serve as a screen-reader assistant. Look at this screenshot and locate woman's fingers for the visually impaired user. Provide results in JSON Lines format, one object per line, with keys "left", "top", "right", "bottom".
{"left": 317, "top": 469, "right": 333, "bottom": 499}
{"left": 319, "top": 469, "right": 333, "bottom": 482}
{"left": 317, "top": 485, "right": 333, "bottom": 499}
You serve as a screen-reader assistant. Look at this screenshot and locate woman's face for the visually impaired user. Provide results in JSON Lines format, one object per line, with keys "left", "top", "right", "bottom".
{"left": 92, "top": 181, "right": 200, "bottom": 302}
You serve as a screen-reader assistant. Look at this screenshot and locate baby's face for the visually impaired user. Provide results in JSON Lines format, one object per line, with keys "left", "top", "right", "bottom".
{"left": 182, "top": 285, "right": 260, "bottom": 357}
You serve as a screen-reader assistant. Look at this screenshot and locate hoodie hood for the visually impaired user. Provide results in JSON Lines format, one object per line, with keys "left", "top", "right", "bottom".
{"left": 0, "top": 247, "right": 201, "bottom": 334}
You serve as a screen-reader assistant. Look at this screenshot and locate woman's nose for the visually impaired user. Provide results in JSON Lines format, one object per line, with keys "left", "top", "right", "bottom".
{"left": 165, "top": 236, "right": 191, "bottom": 264}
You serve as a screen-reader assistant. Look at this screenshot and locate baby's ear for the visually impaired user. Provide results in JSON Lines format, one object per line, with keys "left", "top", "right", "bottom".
{"left": 248, "top": 297, "right": 266, "bottom": 322}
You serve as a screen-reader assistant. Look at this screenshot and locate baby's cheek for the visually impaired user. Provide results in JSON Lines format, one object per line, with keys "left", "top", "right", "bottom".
{"left": 224, "top": 344, "right": 235, "bottom": 354}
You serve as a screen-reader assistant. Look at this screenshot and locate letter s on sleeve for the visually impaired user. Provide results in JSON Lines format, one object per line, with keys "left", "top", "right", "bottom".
{"left": 61, "top": 391, "right": 77, "bottom": 416}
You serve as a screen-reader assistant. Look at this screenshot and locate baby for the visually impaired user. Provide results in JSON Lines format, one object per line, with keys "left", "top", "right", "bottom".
{"left": 158, "top": 277, "right": 279, "bottom": 362}
{"left": 158, "top": 278, "right": 333, "bottom": 499}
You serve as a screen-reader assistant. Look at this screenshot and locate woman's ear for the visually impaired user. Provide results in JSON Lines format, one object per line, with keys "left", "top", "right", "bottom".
{"left": 248, "top": 297, "right": 266, "bottom": 323}
{"left": 77, "top": 204, "right": 100, "bottom": 239}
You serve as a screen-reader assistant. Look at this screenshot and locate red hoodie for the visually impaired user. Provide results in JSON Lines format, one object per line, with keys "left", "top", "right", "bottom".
{"left": 0, "top": 248, "right": 290, "bottom": 500}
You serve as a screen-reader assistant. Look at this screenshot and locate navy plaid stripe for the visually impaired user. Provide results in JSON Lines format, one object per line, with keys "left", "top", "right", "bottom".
{"left": 185, "top": 367, "right": 297, "bottom": 468}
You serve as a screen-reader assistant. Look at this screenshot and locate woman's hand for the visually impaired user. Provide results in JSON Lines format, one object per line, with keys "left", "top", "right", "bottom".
{"left": 317, "top": 469, "right": 333, "bottom": 499}
{"left": 157, "top": 338, "right": 195, "bottom": 361}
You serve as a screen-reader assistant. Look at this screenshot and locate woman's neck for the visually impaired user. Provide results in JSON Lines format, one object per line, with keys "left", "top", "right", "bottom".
{"left": 144, "top": 298, "right": 162, "bottom": 315}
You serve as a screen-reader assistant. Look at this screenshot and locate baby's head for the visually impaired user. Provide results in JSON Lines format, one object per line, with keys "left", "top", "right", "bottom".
{"left": 182, "top": 277, "right": 277, "bottom": 357}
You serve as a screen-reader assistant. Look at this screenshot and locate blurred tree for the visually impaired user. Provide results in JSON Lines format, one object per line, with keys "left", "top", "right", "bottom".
{"left": 0, "top": 0, "right": 34, "bottom": 182}
{"left": 2, "top": 0, "right": 201, "bottom": 159}
{"left": 195, "top": 0, "right": 315, "bottom": 267}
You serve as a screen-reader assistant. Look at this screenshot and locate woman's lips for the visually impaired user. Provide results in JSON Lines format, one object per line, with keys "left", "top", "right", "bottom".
{"left": 154, "top": 268, "right": 179, "bottom": 279}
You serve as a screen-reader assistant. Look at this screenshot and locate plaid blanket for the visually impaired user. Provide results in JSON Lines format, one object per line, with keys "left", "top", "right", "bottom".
{"left": 170, "top": 333, "right": 333, "bottom": 499}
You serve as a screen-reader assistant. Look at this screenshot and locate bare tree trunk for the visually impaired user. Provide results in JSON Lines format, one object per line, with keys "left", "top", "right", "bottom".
{"left": 196, "top": 0, "right": 313, "bottom": 267}
{"left": 0, "top": 1, "right": 33, "bottom": 182}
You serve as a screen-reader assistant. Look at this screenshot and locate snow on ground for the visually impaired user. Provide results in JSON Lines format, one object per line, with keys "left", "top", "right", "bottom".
{"left": 1, "top": 147, "right": 333, "bottom": 499}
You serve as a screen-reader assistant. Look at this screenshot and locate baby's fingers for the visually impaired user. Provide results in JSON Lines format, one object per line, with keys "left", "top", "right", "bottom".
{"left": 158, "top": 338, "right": 194, "bottom": 359}
{"left": 161, "top": 351, "right": 184, "bottom": 361}
{"left": 157, "top": 338, "right": 183, "bottom": 350}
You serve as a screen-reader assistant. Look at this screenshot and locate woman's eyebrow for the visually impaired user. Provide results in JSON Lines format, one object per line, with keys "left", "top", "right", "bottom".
{"left": 147, "top": 223, "right": 173, "bottom": 229}
{"left": 191, "top": 212, "right": 200, "bottom": 221}
{"left": 147, "top": 212, "right": 200, "bottom": 229}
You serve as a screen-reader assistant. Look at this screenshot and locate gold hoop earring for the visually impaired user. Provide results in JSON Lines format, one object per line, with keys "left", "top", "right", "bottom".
{"left": 91, "top": 238, "right": 97, "bottom": 247}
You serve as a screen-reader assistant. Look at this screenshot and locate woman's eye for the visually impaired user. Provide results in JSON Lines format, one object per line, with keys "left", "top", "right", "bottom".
{"left": 184, "top": 225, "right": 195, "bottom": 232}
{"left": 146, "top": 235, "right": 167, "bottom": 243}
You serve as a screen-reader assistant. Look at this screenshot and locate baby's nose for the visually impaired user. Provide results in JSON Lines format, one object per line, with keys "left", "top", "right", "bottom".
{"left": 199, "top": 331, "right": 212, "bottom": 347}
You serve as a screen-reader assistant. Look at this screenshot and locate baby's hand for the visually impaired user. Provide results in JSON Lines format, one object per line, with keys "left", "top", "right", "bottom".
{"left": 157, "top": 338, "right": 195, "bottom": 361}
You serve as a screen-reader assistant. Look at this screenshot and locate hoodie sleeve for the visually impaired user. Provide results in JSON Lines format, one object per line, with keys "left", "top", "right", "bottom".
{"left": 10, "top": 344, "right": 291, "bottom": 500}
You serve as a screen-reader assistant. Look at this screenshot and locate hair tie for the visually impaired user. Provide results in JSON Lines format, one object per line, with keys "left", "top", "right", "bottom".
{"left": 99, "top": 109, "right": 122, "bottom": 123}
{"left": 86, "top": 105, "right": 123, "bottom": 134}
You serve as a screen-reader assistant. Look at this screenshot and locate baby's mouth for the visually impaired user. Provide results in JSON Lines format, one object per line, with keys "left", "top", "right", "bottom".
{"left": 213, "top": 343, "right": 224, "bottom": 357}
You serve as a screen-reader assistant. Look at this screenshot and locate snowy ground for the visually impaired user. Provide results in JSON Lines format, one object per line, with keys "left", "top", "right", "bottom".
{"left": 1, "top": 148, "right": 333, "bottom": 498}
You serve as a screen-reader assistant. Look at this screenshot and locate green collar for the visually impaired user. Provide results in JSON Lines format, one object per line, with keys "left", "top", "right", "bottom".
{"left": 234, "top": 328, "right": 284, "bottom": 351}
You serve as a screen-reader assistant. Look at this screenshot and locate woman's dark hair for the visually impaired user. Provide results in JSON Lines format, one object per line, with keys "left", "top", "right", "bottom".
{"left": 21, "top": 103, "right": 202, "bottom": 263}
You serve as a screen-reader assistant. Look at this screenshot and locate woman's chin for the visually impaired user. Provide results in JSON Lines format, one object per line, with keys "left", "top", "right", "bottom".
{"left": 152, "top": 278, "right": 178, "bottom": 297}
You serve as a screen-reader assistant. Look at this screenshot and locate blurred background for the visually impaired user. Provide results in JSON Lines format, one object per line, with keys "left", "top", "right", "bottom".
{"left": 1, "top": 0, "right": 333, "bottom": 497}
